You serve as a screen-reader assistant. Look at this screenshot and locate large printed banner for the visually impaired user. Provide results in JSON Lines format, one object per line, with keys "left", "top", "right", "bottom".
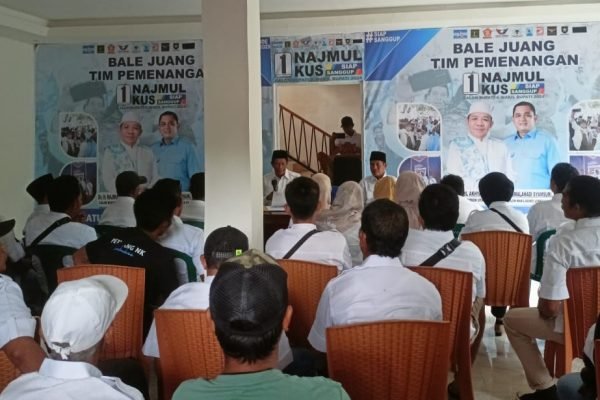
{"left": 271, "top": 33, "right": 364, "bottom": 83}
{"left": 363, "top": 24, "right": 597, "bottom": 207}
{"left": 35, "top": 41, "right": 204, "bottom": 223}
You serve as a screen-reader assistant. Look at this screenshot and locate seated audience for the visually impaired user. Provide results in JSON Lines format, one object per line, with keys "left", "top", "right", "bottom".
{"left": 172, "top": 249, "right": 349, "bottom": 400}
{"left": 99, "top": 171, "right": 146, "bottom": 228}
{"left": 394, "top": 171, "right": 426, "bottom": 229}
{"left": 504, "top": 175, "right": 600, "bottom": 400}
{"left": 153, "top": 178, "right": 204, "bottom": 279}
{"left": 316, "top": 181, "right": 364, "bottom": 266}
{"left": 266, "top": 177, "right": 351, "bottom": 271}
{"left": 72, "top": 188, "right": 179, "bottom": 336}
{"left": 308, "top": 199, "right": 442, "bottom": 352}
{"left": 143, "top": 227, "right": 292, "bottom": 369}
{"left": 0, "top": 275, "right": 143, "bottom": 400}
{"left": 359, "top": 151, "right": 388, "bottom": 204}
{"left": 440, "top": 174, "right": 482, "bottom": 224}
{"left": 181, "top": 172, "right": 205, "bottom": 223}
{"left": 311, "top": 173, "right": 331, "bottom": 211}
{"left": 373, "top": 175, "right": 396, "bottom": 201}
{"left": 263, "top": 150, "right": 300, "bottom": 204}
{"left": 24, "top": 175, "right": 97, "bottom": 249}
{"left": 23, "top": 173, "right": 53, "bottom": 231}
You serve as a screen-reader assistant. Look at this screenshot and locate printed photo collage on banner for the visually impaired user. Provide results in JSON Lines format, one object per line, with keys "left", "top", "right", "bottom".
{"left": 35, "top": 22, "right": 599, "bottom": 222}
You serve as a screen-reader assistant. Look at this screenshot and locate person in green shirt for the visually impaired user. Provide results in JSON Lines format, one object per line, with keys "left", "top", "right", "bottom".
{"left": 173, "top": 250, "right": 350, "bottom": 400}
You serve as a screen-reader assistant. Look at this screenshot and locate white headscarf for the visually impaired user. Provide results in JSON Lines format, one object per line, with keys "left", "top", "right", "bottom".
{"left": 316, "top": 181, "right": 363, "bottom": 233}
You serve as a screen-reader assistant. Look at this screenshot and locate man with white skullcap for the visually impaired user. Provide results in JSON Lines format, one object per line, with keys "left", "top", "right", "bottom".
{"left": 0, "top": 276, "right": 143, "bottom": 400}
{"left": 102, "top": 111, "right": 158, "bottom": 193}
{"left": 445, "top": 102, "right": 513, "bottom": 191}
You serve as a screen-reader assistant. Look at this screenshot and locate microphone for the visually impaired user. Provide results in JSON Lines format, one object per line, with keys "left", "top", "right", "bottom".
{"left": 271, "top": 179, "right": 278, "bottom": 192}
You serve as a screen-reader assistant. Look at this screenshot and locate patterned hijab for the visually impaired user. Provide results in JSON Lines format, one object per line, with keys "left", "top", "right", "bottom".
{"left": 373, "top": 176, "right": 397, "bottom": 201}
{"left": 316, "top": 181, "right": 364, "bottom": 233}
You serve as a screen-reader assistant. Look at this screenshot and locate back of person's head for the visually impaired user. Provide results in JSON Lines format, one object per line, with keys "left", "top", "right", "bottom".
{"left": 478, "top": 172, "right": 514, "bottom": 207}
{"left": 360, "top": 199, "right": 409, "bottom": 257}
{"left": 285, "top": 176, "right": 319, "bottom": 219}
{"left": 419, "top": 184, "right": 459, "bottom": 231}
{"left": 189, "top": 173, "right": 205, "bottom": 200}
{"left": 47, "top": 175, "right": 81, "bottom": 213}
{"left": 564, "top": 175, "right": 600, "bottom": 218}
{"left": 210, "top": 250, "right": 287, "bottom": 363}
{"left": 134, "top": 188, "right": 177, "bottom": 232}
{"left": 153, "top": 178, "right": 182, "bottom": 206}
{"left": 440, "top": 174, "right": 465, "bottom": 196}
{"left": 115, "top": 171, "right": 146, "bottom": 197}
{"left": 204, "top": 226, "right": 249, "bottom": 270}
{"left": 311, "top": 173, "right": 332, "bottom": 209}
{"left": 551, "top": 163, "right": 579, "bottom": 193}
{"left": 26, "top": 173, "right": 53, "bottom": 204}
{"left": 42, "top": 275, "right": 127, "bottom": 362}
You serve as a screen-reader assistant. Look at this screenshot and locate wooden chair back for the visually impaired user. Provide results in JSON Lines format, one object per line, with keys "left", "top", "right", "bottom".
{"left": 57, "top": 264, "right": 145, "bottom": 361}
{"left": 409, "top": 267, "right": 474, "bottom": 400}
{"left": 461, "top": 231, "right": 531, "bottom": 307}
{"left": 327, "top": 320, "right": 452, "bottom": 400}
{"left": 277, "top": 259, "right": 338, "bottom": 347}
{"left": 154, "top": 309, "right": 224, "bottom": 400}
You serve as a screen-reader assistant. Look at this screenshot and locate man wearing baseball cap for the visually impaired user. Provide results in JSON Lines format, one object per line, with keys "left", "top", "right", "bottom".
{"left": 99, "top": 170, "right": 147, "bottom": 228}
{"left": 23, "top": 174, "right": 53, "bottom": 232}
{"left": 446, "top": 102, "right": 513, "bottom": 192}
{"left": 0, "top": 275, "right": 143, "bottom": 399}
{"left": 173, "top": 249, "right": 349, "bottom": 400}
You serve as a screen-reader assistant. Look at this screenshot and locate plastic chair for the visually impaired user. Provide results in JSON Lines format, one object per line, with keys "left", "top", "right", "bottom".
{"left": 327, "top": 320, "right": 452, "bottom": 400}
{"left": 461, "top": 231, "right": 532, "bottom": 308}
{"left": 94, "top": 224, "right": 126, "bottom": 237}
{"left": 170, "top": 249, "right": 198, "bottom": 284}
{"left": 452, "top": 223, "right": 465, "bottom": 239}
{"left": 57, "top": 264, "right": 145, "bottom": 361}
{"left": 276, "top": 259, "right": 338, "bottom": 347}
{"left": 30, "top": 244, "right": 78, "bottom": 296}
{"left": 531, "top": 229, "right": 557, "bottom": 282}
{"left": 409, "top": 267, "right": 474, "bottom": 400}
{"left": 182, "top": 220, "right": 204, "bottom": 230}
{"left": 0, "top": 351, "right": 20, "bottom": 392}
{"left": 545, "top": 267, "right": 600, "bottom": 377}
{"left": 154, "top": 309, "right": 224, "bottom": 400}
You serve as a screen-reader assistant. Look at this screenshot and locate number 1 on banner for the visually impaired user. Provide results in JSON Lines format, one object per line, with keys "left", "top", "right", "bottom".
{"left": 463, "top": 73, "right": 480, "bottom": 95}
{"left": 117, "top": 84, "right": 131, "bottom": 105}
{"left": 275, "top": 52, "right": 292, "bottom": 77}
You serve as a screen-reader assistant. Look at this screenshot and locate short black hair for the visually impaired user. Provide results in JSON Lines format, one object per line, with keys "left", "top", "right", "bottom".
{"left": 215, "top": 321, "right": 281, "bottom": 364}
{"left": 158, "top": 111, "right": 179, "bottom": 124}
{"left": 419, "top": 184, "right": 459, "bottom": 231}
{"left": 189, "top": 173, "right": 205, "bottom": 200}
{"left": 360, "top": 199, "right": 409, "bottom": 257}
{"left": 341, "top": 116, "right": 354, "bottom": 127}
{"left": 204, "top": 226, "right": 249, "bottom": 269}
{"left": 153, "top": 178, "right": 182, "bottom": 206}
{"left": 478, "top": 172, "right": 514, "bottom": 206}
{"left": 48, "top": 175, "right": 81, "bottom": 213}
{"left": 512, "top": 101, "right": 536, "bottom": 116}
{"left": 551, "top": 163, "right": 579, "bottom": 193}
{"left": 134, "top": 188, "right": 176, "bottom": 231}
{"left": 440, "top": 174, "right": 465, "bottom": 196}
{"left": 564, "top": 175, "right": 600, "bottom": 217}
{"left": 285, "top": 177, "right": 319, "bottom": 220}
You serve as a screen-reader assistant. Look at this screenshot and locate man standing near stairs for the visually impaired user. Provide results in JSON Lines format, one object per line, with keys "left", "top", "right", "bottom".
{"left": 263, "top": 150, "right": 300, "bottom": 206}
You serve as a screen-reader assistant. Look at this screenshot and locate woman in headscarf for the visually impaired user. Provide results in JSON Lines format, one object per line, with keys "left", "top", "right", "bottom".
{"left": 316, "top": 181, "right": 364, "bottom": 266}
{"left": 373, "top": 176, "right": 397, "bottom": 201}
{"left": 311, "top": 173, "right": 332, "bottom": 211}
{"left": 394, "top": 171, "right": 426, "bottom": 229}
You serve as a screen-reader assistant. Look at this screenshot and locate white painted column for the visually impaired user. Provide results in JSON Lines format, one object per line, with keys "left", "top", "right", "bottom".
{"left": 203, "top": 0, "right": 263, "bottom": 248}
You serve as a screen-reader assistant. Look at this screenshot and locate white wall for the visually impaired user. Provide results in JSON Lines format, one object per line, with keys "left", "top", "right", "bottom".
{"left": 0, "top": 37, "right": 34, "bottom": 235}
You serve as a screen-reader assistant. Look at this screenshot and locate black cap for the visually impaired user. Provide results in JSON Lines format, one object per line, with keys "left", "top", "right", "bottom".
{"left": 271, "top": 150, "right": 289, "bottom": 163}
{"left": 0, "top": 219, "right": 16, "bottom": 237}
{"left": 26, "top": 174, "right": 53, "bottom": 203}
{"left": 209, "top": 250, "right": 287, "bottom": 337}
{"left": 204, "top": 226, "right": 249, "bottom": 267}
{"left": 115, "top": 171, "right": 147, "bottom": 196}
{"left": 341, "top": 116, "right": 354, "bottom": 127}
{"left": 370, "top": 151, "right": 386, "bottom": 162}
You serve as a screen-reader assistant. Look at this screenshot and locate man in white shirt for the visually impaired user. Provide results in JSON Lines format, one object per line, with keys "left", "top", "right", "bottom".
{"left": 333, "top": 116, "right": 362, "bottom": 155}
{"left": 181, "top": 173, "right": 205, "bottom": 223}
{"left": 142, "top": 227, "right": 293, "bottom": 369}
{"left": 446, "top": 102, "right": 513, "bottom": 191}
{"left": 308, "top": 199, "right": 442, "bottom": 353}
{"left": 440, "top": 174, "right": 482, "bottom": 224}
{"left": 153, "top": 179, "right": 204, "bottom": 280}
{"left": 359, "top": 151, "right": 388, "bottom": 204}
{"left": 23, "top": 174, "right": 53, "bottom": 234}
{"left": 0, "top": 275, "right": 143, "bottom": 400}
{"left": 504, "top": 176, "right": 600, "bottom": 400}
{"left": 266, "top": 177, "right": 351, "bottom": 271}
{"left": 99, "top": 171, "right": 146, "bottom": 228}
{"left": 263, "top": 150, "right": 300, "bottom": 204}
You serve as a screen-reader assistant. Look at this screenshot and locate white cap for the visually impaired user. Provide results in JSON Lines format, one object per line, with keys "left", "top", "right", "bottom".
{"left": 467, "top": 102, "right": 493, "bottom": 117}
{"left": 41, "top": 275, "right": 128, "bottom": 360}
{"left": 120, "top": 111, "right": 141, "bottom": 125}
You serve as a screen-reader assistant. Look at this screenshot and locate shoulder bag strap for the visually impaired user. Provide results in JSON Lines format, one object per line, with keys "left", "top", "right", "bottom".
{"left": 26, "top": 217, "right": 71, "bottom": 249}
{"left": 489, "top": 208, "right": 523, "bottom": 233}
{"left": 419, "top": 238, "right": 461, "bottom": 267}
{"left": 283, "top": 229, "right": 319, "bottom": 259}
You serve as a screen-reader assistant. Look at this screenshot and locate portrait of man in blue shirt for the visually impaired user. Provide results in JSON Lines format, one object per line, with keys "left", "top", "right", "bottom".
{"left": 505, "top": 101, "right": 561, "bottom": 189}
{"left": 151, "top": 111, "right": 201, "bottom": 191}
